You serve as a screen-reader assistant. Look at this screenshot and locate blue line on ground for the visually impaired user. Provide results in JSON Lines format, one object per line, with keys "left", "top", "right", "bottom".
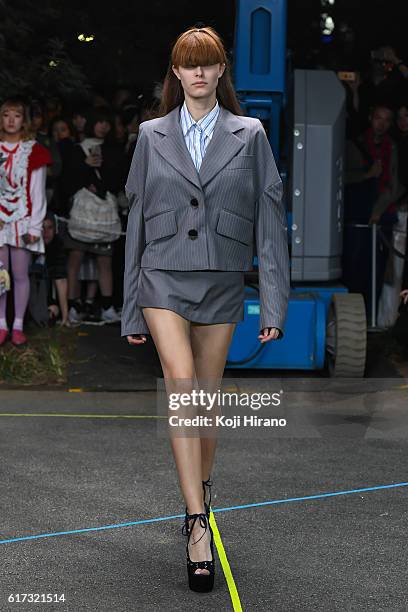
{"left": 1, "top": 482, "right": 407, "bottom": 545}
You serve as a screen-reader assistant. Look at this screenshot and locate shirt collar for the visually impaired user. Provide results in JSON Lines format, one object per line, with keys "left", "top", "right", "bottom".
{"left": 180, "top": 100, "right": 220, "bottom": 138}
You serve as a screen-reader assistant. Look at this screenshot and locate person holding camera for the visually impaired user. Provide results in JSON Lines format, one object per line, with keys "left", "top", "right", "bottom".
{"left": 0, "top": 97, "right": 51, "bottom": 347}
{"left": 63, "top": 108, "right": 125, "bottom": 324}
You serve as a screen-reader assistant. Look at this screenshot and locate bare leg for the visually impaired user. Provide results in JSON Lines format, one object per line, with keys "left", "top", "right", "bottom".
{"left": 142, "top": 308, "right": 211, "bottom": 574}
{"left": 54, "top": 278, "right": 69, "bottom": 323}
{"left": 141, "top": 308, "right": 201, "bottom": 509}
{"left": 96, "top": 255, "right": 113, "bottom": 296}
{"left": 86, "top": 280, "right": 98, "bottom": 300}
{"left": 67, "top": 250, "right": 84, "bottom": 300}
{"left": 83, "top": 255, "right": 98, "bottom": 301}
{"left": 190, "top": 322, "right": 236, "bottom": 485}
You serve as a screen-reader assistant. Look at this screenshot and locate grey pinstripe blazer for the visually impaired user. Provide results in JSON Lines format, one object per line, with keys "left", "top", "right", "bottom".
{"left": 121, "top": 104, "right": 290, "bottom": 337}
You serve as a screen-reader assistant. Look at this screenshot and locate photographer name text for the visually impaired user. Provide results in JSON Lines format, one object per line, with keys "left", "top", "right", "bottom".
{"left": 168, "top": 415, "right": 286, "bottom": 428}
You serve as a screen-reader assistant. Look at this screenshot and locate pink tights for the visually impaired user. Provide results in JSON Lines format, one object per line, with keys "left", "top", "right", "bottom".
{"left": 0, "top": 245, "right": 32, "bottom": 331}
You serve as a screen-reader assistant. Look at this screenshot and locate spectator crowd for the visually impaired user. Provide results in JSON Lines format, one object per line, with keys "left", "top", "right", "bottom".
{"left": 0, "top": 88, "right": 157, "bottom": 346}
{"left": 341, "top": 45, "right": 408, "bottom": 328}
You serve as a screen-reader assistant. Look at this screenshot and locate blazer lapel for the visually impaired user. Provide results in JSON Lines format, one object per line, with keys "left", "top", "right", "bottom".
{"left": 199, "top": 106, "right": 246, "bottom": 188}
{"left": 152, "top": 105, "right": 247, "bottom": 190}
{"left": 152, "top": 107, "right": 201, "bottom": 190}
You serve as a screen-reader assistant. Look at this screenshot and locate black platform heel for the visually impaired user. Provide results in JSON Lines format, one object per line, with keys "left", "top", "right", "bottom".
{"left": 182, "top": 511, "right": 215, "bottom": 592}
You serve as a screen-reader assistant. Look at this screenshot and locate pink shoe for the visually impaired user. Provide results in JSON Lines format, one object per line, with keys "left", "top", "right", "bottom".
{"left": 0, "top": 328, "right": 9, "bottom": 346}
{"left": 11, "top": 329, "right": 27, "bottom": 346}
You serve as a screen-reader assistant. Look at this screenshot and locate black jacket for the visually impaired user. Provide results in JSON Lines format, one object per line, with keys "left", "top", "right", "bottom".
{"left": 63, "top": 141, "right": 126, "bottom": 205}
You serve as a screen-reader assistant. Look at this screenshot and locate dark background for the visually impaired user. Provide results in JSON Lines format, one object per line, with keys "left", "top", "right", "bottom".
{"left": 0, "top": 0, "right": 407, "bottom": 100}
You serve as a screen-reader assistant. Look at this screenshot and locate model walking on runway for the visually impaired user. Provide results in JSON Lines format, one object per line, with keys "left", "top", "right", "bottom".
{"left": 122, "top": 26, "right": 290, "bottom": 592}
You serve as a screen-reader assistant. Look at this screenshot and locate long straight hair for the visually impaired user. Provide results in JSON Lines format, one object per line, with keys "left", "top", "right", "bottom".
{"left": 159, "top": 26, "right": 243, "bottom": 117}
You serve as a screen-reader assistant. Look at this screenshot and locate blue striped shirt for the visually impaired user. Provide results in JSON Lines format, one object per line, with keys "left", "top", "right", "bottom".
{"left": 180, "top": 100, "right": 220, "bottom": 171}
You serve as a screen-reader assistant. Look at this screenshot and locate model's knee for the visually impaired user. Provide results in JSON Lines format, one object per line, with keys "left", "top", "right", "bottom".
{"left": 162, "top": 364, "right": 195, "bottom": 381}
{"left": 161, "top": 354, "right": 195, "bottom": 383}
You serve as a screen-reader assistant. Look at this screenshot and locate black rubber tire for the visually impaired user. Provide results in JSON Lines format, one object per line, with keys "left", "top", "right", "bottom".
{"left": 325, "top": 293, "right": 367, "bottom": 377}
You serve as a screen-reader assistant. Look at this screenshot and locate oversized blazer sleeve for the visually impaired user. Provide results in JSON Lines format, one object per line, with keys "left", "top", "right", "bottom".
{"left": 121, "top": 125, "right": 150, "bottom": 337}
{"left": 253, "top": 121, "right": 290, "bottom": 335}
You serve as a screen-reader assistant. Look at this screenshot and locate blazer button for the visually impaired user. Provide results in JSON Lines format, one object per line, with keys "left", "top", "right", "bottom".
{"left": 188, "top": 229, "right": 198, "bottom": 239}
{"left": 190, "top": 198, "right": 199, "bottom": 207}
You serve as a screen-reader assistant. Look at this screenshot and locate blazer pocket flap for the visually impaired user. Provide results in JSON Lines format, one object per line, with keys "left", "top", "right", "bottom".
{"left": 145, "top": 210, "right": 177, "bottom": 243}
{"left": 216, "top": 209, "right": 253, "bottom": 245}
{"left": 225, "top": 155, "right": 254, "bottom": 170}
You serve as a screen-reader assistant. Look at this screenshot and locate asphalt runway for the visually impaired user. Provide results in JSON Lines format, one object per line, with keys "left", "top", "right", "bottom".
{"left": 1, "top": 388, "right": 408, "bottom": 611}
{"left": 62, "top": 322, "right": 405, "bottom": 394}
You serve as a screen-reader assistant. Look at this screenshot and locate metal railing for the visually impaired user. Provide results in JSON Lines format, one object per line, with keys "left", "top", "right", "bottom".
{"left": 345, "top": 222, "right": 407, "bottom": 328}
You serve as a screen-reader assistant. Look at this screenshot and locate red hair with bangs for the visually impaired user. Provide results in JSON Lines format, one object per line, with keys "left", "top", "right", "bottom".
{"left": 159, "top": 26, "right": 243, "bottom": 117}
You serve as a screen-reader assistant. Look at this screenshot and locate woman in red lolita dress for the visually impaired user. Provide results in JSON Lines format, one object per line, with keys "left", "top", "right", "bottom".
{"left": 0, "top": 98, "right": 52, "bottom": 346}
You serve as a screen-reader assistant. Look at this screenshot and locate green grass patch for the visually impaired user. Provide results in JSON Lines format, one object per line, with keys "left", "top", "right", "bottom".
{"left": 0, "top": 326, "right": 77, "bottom": 386}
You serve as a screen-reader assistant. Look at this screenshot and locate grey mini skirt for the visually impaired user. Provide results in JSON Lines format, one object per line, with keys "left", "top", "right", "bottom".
{"left": 136, "top": 268, "right": 245, "bottom": 324}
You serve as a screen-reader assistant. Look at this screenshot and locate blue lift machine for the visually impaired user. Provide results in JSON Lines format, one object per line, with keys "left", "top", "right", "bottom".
{"left": 226, "top": 0, "right": 367, "bottom": 376}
